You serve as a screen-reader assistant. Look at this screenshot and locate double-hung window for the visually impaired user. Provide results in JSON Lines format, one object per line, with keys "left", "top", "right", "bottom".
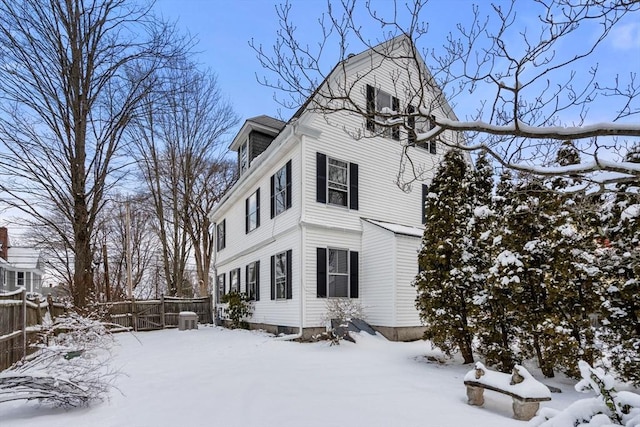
{"left": 316, "top": 247, "right": 359, "bottom": 298}
{"left": 216, "top": 220, "right": 226, "bottom": 251}
{"left": 239, "top": 140, "right": 248, "bottom": 175}
{"left": 270, "top": 160, "right": 292, "bottom": 218}
{"left": 328, "top": 158, "right": 349, "bottom": 206}
{"left": 246, "top": 261, "right": 260, "bottom": 301}
{"left": 328, "top": 249, "right": 349, "bottom": 297}
{"left": 246, "top": 189, "right": 260, "bottom": 233}
{"left": 229, "top": 268, "right": 240, "bottom": 293}
{"left": 316, "top": 153, "right": 358, "bottom": 210}
{"left": 407, "top": 104, "right": 437, "bottom": 154}
{"left": 366, "top": 84, "right": 400, "bottom": 140}
{"left": 216, "top": 273, "right": 226, "bottom": 301}
{"left": 270, "top": 250, "right": 292, "bottom": 300}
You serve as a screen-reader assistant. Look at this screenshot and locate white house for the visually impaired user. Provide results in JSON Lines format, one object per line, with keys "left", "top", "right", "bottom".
{"left": 0, "top": 227, "right": 45, "bottom": 294}
{"left": 210, "top": 35, "right": 465, "bottom": 340}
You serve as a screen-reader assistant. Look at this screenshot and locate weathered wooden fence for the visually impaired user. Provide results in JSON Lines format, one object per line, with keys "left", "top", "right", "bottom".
{"left": 0, "top": 289, "right": 68, "bottom": 371}
{"left": 95, "top": 295, "right": 213, "bottom": 331}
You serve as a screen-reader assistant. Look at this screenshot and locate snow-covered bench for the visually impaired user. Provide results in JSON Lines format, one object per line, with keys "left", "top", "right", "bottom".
{"left": 463, "top": 362, "right": 551, "bottom": 421}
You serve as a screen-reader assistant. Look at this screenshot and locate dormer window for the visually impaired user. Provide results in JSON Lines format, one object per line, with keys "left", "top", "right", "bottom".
{"left": 366, "top": 84, "right": 400, "bottom": 140}
{"left": 239, "top": 140, "right": 248, "bottom": 175}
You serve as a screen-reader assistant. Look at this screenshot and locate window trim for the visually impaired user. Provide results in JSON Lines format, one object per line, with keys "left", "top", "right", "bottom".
{"left": 327, "top": 248, "right": 350, "bottom": 298}
{"left": 216, "top": 220, "right": 226, "bottom": 251}
{"left": 366, "top": 84, "right": 400, "bottom": 140}
{"left": 239, "top": 139, "right": 249, "bottom": 175}
{"left": 316, "top": 152, "right": 358, "bottom": 210}
{"left": 216, "top": 273, "right": 226, "bottom": 302}
{"left": 271, "top": 250, "right": 292, "bottom": 300}
{"left": 246, "top": 261, "right": 260, "bottom": 301}
{"left": 229, "top": 268, "right": 240, "bottom": 294}
{"left": 245, "top": 189, "right": 260, "bottom": 233}
{"left": 327, "top": 157, "right": 349, "bottom": 207}
{"left": 316, "top": 247, "right": 359, "bottom": 299}
{"left": 270, "top": 160, "right": 292, "bottom": 218}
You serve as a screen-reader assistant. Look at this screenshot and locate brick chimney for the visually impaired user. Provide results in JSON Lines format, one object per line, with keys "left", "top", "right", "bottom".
{"left": 0, "top": 227, "right": 8, "bottom": 261}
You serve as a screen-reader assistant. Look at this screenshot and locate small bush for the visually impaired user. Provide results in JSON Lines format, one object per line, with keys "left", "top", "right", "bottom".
{"left": 220, "top": 292, "right": 252, "bottom": 329}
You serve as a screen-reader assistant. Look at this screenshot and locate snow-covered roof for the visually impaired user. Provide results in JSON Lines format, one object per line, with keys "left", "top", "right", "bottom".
{"left": 7, "top": 247, "right": 42, "bottom": 270}
{"left": 363, "top": 218, "right": 424, "bottom": 238}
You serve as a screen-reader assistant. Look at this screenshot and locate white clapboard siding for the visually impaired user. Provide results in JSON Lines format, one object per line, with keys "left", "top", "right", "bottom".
{"left": 360, "top": 220, "right": 396, "bottom": 326}
{"left": 394, "top": 234, "right": 423, "bottom": 327}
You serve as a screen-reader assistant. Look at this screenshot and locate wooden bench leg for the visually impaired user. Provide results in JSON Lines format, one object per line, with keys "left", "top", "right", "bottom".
{"left": 466, "top": 385, "right": 484, "bottom": 406}
{"left": 512, "top": 399, "right": 540, "bottom": 421}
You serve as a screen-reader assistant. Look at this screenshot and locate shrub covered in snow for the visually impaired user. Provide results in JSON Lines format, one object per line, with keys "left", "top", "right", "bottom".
{"left": 531, "top": 361, "right": 640, "bottom": 427}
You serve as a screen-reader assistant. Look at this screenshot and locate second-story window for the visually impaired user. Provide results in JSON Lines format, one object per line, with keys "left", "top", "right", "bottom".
{"left": 270, "top": 160, "right": 292, "bottom": 218}
{"left": 246, "top": 189, "right": 260, "bottom": 233}
{"left": 328, "top": 158, "right": 348, "bottom": 206}
{"left": 216, "top": 220, "right": 226, "bottom": 251}
{"left": 316, "top": 152, "right": 358, "bottom": 210}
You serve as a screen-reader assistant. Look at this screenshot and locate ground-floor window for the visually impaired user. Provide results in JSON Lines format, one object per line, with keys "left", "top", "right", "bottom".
{"left": 246, "top": 261, "right": 260, "bottom": 301}
{"left": 317, "top": 247, "right": 359, "bottom": 298}
{"left": 229, "top": 268, "right": 240, "bottom": 293}
{"left": 271, "top": 250, "right": 292, "bottom": 300}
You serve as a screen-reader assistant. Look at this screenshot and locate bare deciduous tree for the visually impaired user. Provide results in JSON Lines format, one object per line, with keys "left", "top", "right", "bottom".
{"left": 251, "top": 0, "right": 640, "bottom": 190}
{"left": 0, "top": 0, "right": 189, "bottom": 309}
{"left": 130, "top": 64, "right": 238, "bottom": 297}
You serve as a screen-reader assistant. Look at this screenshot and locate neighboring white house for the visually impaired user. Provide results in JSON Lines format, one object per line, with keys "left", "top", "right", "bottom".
{"left": 0, "top": 227, "right": 45, "bottom": 294}
{"left": 209, "top": 35, "right": 466, "bottom": 340}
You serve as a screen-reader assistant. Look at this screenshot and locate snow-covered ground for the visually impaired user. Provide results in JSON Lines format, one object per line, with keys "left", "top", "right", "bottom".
{"left": 0, "top": 326, "right": 610, "bottom": 427}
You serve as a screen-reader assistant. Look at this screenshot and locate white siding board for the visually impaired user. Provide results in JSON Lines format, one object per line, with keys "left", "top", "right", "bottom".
{"left": 360, "top": 221, "right": 395, "bottom": 326}
{"left": 394, "top": 234, "right": 423, "bottom": 327}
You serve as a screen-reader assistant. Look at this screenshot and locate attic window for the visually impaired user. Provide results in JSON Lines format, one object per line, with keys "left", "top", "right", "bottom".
{"left": 407, "top": 105, "right": 437, "bottom": 154}
{"left": 239, "top": 140, "right": 248, "bottom": 175}
{"left": 366, "top": 85, "right": 400, "bottom": 140}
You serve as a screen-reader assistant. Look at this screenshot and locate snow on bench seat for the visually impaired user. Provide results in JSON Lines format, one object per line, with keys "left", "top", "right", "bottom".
{"left": 463, "top": 362, "right": 551, "bottom": 421}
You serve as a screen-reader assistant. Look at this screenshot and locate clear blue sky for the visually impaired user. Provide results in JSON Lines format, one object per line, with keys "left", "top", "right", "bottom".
{"left": 153, "top": 0, "right": 640, "bottom": 143}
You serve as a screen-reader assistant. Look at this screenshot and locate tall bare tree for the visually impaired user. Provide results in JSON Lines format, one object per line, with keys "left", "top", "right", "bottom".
{"left": 93, "top": 195, "right": 159, "bottom": 301}
{"left": 252, "top": 0, "right": 640, "bottom": 190}
{"left": 130, "top": 64, "right": 238, "bottom": 297}
{"left": 0, "top": 0, "right": 189, "bottom": 308}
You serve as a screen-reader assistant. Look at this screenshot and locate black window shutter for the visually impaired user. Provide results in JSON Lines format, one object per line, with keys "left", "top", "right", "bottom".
{"left": 430, "top": 140, "right": 437, "bottom": 155}
{"left": 270, "top": 255, "right": 275, "bottom": 300}
{"left": 222, "top": 275, "right": 226, "bottom": 295}
{"left": 422, "top": 184, "right": 428, "bottom": 224}
{"left": 366, "top": 84, "right": 375, "bottom": 131}
{"left": 392, "top": 97, "right": 400, "bottom": 140}
{"left": 285, "top": 160, "right": 292, "bottom": 209}
{"left": 270, "top": 174, "right": 275, "bottom": 219}
{"left": 237, "top": 268, "right": 242, "bottom": 294}
{"left": 349, "top": 162, "right": 358, "bottom": 210}
{"left": 407, "top": 104, "right": 416, "bottom": 145}
{"left": 350, "top": 251, "right": 359, "bottom": 298}
{"left": 316, "top": 247, "right": 327, "bottom": 298}
{"left": 286, "top": 250, "right": 293, "bottom": 299}
{"left": 316, "top": 152, "right": 327, "bottom": 204}
{"left": 245, "top": 197, "right": 249, "bottom": 234}
{"left": 228, "top": 271, "right": 232, "bottom": 293}
{"left": 255, "top": 260, "right": 260, "bottom": 301}
{"left": 256, "top": 188, "right": 260, "bottom": 228}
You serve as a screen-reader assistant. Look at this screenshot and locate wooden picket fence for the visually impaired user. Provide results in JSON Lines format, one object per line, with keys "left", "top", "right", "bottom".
{"left": 0, "top": 290, "right": 212, "bottom": 372}
{"left": 0, "top": 289, "right": 68, "bottom": 371}
{"left": 94, "top": 295, "right": 213, "bottom": 332}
